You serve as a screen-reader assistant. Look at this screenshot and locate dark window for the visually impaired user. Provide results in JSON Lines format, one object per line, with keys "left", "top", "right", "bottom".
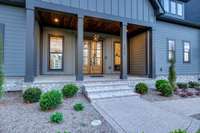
{"left": 168, "top": 39, "right": 175, "bottom": 61}
{"left": 49, "top": 36, "right": 64, "bottom": 70}
{"left": 183, "top": 41, "right": 191, "bottom": 63}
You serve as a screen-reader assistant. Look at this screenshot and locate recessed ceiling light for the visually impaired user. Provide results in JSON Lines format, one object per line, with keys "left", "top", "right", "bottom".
{"left": 54, "top": 18, "right": 59, "bottom": 23}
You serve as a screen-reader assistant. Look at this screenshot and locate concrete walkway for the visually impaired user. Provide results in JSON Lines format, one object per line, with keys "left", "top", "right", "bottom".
{"left": 153, "top": 98, "right": 200, "bottom": 117}
{"left": 92, "top": 97, "right": 200, "bottom": 133}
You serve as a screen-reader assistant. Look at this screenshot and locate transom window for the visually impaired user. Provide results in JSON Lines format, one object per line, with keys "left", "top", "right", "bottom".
{"left": 183, "top": 41, "right": 191, "bottom": 63}
{"left": 49, "top": 36, "right": 64, "bottom": 70}
{"left": 163, "top": 0, "right": 184, "bottom": 16}
{"left": 168, "top": 39, "right": 176, "bottom": 61}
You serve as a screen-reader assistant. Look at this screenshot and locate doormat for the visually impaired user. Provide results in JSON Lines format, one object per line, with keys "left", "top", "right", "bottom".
{"left": 90, "top": 75, "right": 104, "bottom": 78}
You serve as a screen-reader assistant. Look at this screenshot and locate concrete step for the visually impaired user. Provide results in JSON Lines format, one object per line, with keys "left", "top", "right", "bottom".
{"left": 86, "top": 85, "right": 133, "bottom": 93}
{"left": 87, "top": 90, "right": 138, "bottom": 101}
{"left": 84, "top": 82, "right": 129, "bottom": 87}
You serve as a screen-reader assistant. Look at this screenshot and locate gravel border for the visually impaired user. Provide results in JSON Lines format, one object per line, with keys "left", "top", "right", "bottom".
{"left": 0, "top": 92, "right": 116, "bottom": 133}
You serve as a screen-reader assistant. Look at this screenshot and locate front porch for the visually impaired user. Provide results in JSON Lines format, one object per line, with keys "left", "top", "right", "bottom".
{"left": 25, "top": 8, "right": 153, "bottom": 82}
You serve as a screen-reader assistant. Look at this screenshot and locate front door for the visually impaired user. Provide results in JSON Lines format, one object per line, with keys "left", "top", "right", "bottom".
{"left": 83, "top": 40, "right": 103, "bottom": 74}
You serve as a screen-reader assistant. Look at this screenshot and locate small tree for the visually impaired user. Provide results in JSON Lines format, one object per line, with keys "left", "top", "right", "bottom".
{"left": 0, "top": 32, "right": 4, "bottom": 98}
{"left": 168, "top": 52, "right": 176, "bottom": 90}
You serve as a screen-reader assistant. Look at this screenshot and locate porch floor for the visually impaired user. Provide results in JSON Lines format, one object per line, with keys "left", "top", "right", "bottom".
{"left": 34, "top": 74, "right": 149, "bottom": 83}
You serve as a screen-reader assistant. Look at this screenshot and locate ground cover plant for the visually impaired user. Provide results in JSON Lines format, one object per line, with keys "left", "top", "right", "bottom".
{"left": 73, "top": 103, "right": 84, "bottom": 111}
{"left": 50, "top": 112, "right": 64, "bottom": 124}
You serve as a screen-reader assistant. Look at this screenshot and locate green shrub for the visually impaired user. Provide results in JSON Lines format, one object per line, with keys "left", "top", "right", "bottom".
{"left": 160, "top": 83, "right": 173, "bottom": 97}
{"left": 177, "top": 82, "right": 188, "bottom": 89}
{"left": 40, "top": 90, "right": 63, "bottom": 111}
{"left": 135, "top": 83, "right": 148, "bottom": 94}
{"left": 73, "top": 103, "right": 84, "bottom": 111}
{"left": 170, "top": 129, "right": 187, "bottom": 133}
{"left": 155, "top": 80, "right": 169, "bottom": 92}
{"left": 168, "top": 56, "right": 176, "bottom": 90}
{"left": 62, "top": 84, "right": 79, "bottom": 98}
{"left": 188, "top": 81, "right": 200, "bottom": 88}
{"left": 23, "top": 87, "right": 42, "bottom": 103}
{"left": 50, "top": 112, "right": 63, "bottom": 124}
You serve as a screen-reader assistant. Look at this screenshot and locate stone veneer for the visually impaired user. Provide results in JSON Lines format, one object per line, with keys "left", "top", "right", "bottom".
{"left": 3, "top": 74, "right": 200, "bottom": 92}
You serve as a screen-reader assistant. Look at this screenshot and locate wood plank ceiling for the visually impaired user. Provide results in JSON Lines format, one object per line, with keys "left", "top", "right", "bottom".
{"left": 37, "top": 10, "right": 148, "bottom": 36}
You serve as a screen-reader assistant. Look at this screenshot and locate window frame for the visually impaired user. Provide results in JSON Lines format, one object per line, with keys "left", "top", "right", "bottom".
{"left": 177, "top": 1, "right": 184, "bottom": 16}
{"left": 48, "top": 35, "right": 64, "bottom": 71}
{"left": 113, "top": 41, "right": 121, "bottom": 71}
{"left": 164, "top": 0, "right": 184, "bottom": 17}
{"left": 183, "top": 41, "right": 191, "bottom": 64}
{"left": 167, "top": 39, "right": 176, "bottom": 62}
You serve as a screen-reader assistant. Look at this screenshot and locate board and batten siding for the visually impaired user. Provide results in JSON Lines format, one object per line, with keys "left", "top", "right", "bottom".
{"left": 0, "top": 5, "right": 26, "bottom": 76}
{"left": 154, "top": 21, "right": 200, "bottom": 76}
{"left": 129, "top": 32, "right": 147, "bottom": 75}
{"left": 41, "top": 0, "right": 155, "bottom": 24}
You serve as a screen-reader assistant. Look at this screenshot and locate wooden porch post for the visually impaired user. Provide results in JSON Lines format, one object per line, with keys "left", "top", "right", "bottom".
{"left": 120, "top": 22, "right": 128, "bottom": 79}
{"left": 24, "top": 8, "right": 36, "bottom": 82}
{"left": 76, "top": 15, "right": 84, "bottom": 81}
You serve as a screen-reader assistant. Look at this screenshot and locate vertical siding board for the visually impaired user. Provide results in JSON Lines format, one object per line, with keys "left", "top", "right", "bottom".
{"left": 88, "top": 0, "right": 97, "bottom": 11}
{"left": 119, "top": 0, "right": 125, "bottom": 17}
{"left": 104, "top": 0, "right": 112, "bottom": 14}
{"left": 144, "top": 0, "right": 149, "bottom": 22}
{"left": 111, "top": 0, "right": 119, "bottom": 16}
{"left": 126, "top": 0, "right": 132, "bottom": 18}
{"left": 97, "top": 0, "right": 104, "bottom": 13}
{"left": 70, "top": 0, "right": 79, "bottom": 8}
{"left": 132, "top": 0, "right": 137, "bottom": 19}
{"left": 80, "top": 0, "right": 88, "bottom": 10}
{"left": 40, "top": 0, "right": 155, "bottom": 24}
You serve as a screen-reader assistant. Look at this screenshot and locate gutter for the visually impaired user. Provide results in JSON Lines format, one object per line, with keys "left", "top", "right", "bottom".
{"left": 0, "top": 0, "right": 25, "bottom": 8}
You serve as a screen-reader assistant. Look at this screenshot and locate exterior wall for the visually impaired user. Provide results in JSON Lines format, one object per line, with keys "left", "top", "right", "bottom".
{"left": 0, "top": 5, "right": 26, "bottom": 76}
{"left": 154, "top": 21, "right": 200, "bottom": 77}
{"left": 129, "top": 32, "right": 147, "bottom": 75}
{"left": 40, "top": 0, "right": 155, "bottom": 25}
{"left": 41, "top": 27, "right": 120, "bottom": 75}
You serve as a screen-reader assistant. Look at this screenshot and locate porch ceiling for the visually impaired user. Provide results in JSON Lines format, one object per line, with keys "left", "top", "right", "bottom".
{"left": 37, "top": 10, "right": 148, "bottom": 36}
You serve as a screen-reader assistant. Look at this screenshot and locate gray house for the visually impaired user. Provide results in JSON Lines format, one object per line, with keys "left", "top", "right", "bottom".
{"left": 0, "top": 0, "right": 200, "bottom": 91}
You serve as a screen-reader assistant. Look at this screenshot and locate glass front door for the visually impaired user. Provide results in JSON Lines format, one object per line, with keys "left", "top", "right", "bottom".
{"left": 83, "top": 40, "right": 103, "bottom": 74}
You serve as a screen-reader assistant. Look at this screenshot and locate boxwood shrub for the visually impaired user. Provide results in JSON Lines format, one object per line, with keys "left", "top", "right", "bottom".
{"left": 177, "top": 82, "right": 188, "bottom": 89}
{"left": 155, "top": 80, "right": 169, "bottom": 92}
{"left": 188, "top": 81, "right": 200, "bottom": 88}
{"left": 135, "top": 83, "right": 148, "bottom": 95}
{"left": 62, "top": 84, "right": 79, "bottom": 98}
{"left": 160, "top": 83, "right": 173, "bottom": 97}
{"left": 23, "top": 87, "right": 42, "bottom": 103}
{"left": 39, "top": 90, "right": 63, "bottom": 111}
